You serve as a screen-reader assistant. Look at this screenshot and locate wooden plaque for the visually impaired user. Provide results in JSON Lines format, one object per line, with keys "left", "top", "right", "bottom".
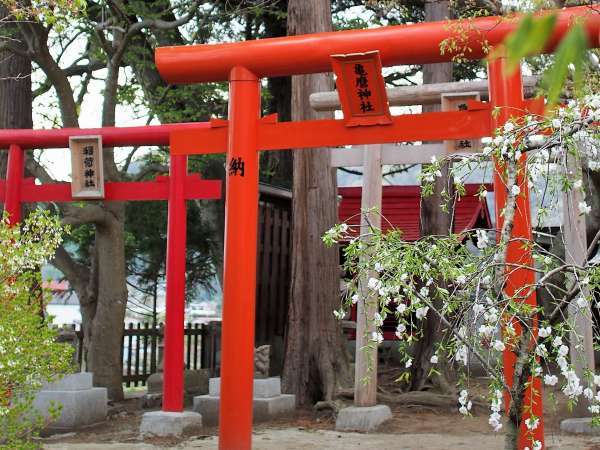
{"left": 441, "top": 92, "right": 482, "bottom": 154}
{"left": 330, "top": 51, "right": 392, "bottom": 127}
{"left": 70, "top": 135, "right": 105, "bottom": 199}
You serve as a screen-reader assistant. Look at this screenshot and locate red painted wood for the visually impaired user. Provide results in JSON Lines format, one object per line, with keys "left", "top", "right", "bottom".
{"left": 5, "top": 144, "right": 24, "bottom": 224}
{"left": 162, "top": 155, "right": 188, "bottom": 412}
{"left": 219, "top": 67, "right": 261, "bottom": 450}
{"left": 338, "top": 184, "right": 492, "bottom": 241}
{"left": 155, "top": 6, "right": 599, "bottom": 83}
{"left": 10, "top": 175, "right": 221, "bottom": 203}
{"left": 170, "top": 108, "right": 493, "bottom": 155}
{"left": 488, "top": 57, "right": 544, "bottom": 450}
{"left": 0, "top": 122, "right": 209, "bottom": 149}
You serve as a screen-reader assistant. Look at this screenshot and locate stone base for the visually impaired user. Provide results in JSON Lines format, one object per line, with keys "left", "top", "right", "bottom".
{"left": 33, "top": 373, "right": 107, "bottom": 432}
{"left": 145, "top": 369, "right": 209, "bottom": 408}
{"left": 335, "top": 405, "right": 392, "bottom": 432}
{"left": 209, "top": 377, "right": 282, "bottom": 398}
{"left": 139, "top": 411, "right": 203, "bottom": 438}
{"left": 560, "top": 418, "right": 600, "bottom": 435}
{"left": 193, "top": 394, "right": 296, "bottom": 426}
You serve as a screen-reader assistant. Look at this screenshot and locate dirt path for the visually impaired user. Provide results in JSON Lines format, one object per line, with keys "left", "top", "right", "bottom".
{"left": 44, "top": 428, "right": 600, "bottom": 450}
{"left": 40, "top": 381, "right": 600, "bottom": 450}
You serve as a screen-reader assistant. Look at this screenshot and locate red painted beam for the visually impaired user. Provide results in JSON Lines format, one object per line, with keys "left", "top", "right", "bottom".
{"left": 156, "top": 6, "right": 599, "bottom": 83}
{"left": 0, "top": 122, "right": 210, "bottom": 149}
{"left": 170, "top": 108, "right": 493, "bottom": 155}
{"left": 0, "top": 175, "right": 221, "bottom": 203}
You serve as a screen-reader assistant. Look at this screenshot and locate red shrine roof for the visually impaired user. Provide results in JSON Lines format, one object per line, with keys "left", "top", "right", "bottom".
{"left": 338, "top": 184, "right": 492, "bottom": 240}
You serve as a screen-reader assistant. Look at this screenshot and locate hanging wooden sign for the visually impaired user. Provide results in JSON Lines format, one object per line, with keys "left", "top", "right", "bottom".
{"left": 441, "top": 92, "right": 482, "bottom": 154}
{"left": 69, "top": 135, "right": 105, "bottom": 199}
{"left": 330, "top": 50, "right": 392, "bottom": 127}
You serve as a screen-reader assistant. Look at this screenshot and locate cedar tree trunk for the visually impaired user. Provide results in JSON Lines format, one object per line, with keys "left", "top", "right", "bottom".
{"left": 411, "top": 0, "right": 455, "bottom": 393}
{"left": 282, "top": 0, "right": 352, "bottom": 405}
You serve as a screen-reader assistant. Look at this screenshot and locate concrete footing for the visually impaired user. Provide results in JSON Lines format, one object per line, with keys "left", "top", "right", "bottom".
{"left": 33, "top": 372, "right": 107, "bottom": 433}
{"left": 335, "top": 405, "right": 392, "bottom": 432}
{"left": 193, "top": 377, "right": 296, "bottom": 426}
{"left": 560, "top": 417, "right": 600, "bottom": 435}
{"left": 139, "top": 411, "right": 203, "bottom": 438}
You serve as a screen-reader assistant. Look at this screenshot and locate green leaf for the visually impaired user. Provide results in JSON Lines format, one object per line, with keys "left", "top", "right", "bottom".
{"left": 542, "top": 23, "right": 589, "bottom": 104}
{"left": 503, "top": 13, "right": 557, "bottom": 74}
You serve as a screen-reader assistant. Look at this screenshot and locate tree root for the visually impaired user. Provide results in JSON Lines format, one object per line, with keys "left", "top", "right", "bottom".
{"left": 336, "top": 389, "right": 487, "bottom": 413}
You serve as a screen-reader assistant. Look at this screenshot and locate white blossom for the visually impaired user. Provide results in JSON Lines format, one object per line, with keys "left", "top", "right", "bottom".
{"left": 562, "top": 370, "right": 583, "bottom": 399}
{"left": 476, "top": 229, "right": 489, "bottom": 249}
{"left": 473, "top": 303, "right": 485, "bottom": 317}
{"left": 371, "top": 331, "right": 384, "bottom": 345}
{"left": 525, "top": 417, "right": 539, "bottom": 430}
{"left": 579, "top": 201, "right": 592, "bottom": 215}
{"left": 368, "top": 277, "right": 381, "bottom": 291}
{"left": 478, "top": 324, "right": 495, "bottom": 337}
{"left": 538, "top": 326, "right": 551, "bottom": 338}
{"left": 455, "top": 345, "right": 468, "bottom": 366}
{"left": 557, "top": 356, "right": 568, "bottom": 371}
{"left": 544, "top": 374, "right": 558, "bottom": 386}
{"left": 558, "top": 345, "right": 569, "bottom": 357}
{"left": 488, "top": 411, "right": 502, "bottom": 432}
{"left": 395, "top": 323, "right": 406, "bottom": 339}
{"left": 415, "top": 306, "right": 429, "bottom": 320}
{"left": 511, "top": 184, "right": 521, "bottom": 196}
{"left": 493, "top": 340, "right": 506, "bottom": 352}
{"left": 456, "top": 275, "right": 467, "bottom": 285}
{"left": 430, "top": 354, "right": 438, "bottom": 364}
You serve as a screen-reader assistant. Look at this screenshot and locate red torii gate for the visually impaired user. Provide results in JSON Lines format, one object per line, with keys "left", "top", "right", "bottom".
{"left": 0, "top": 124, "right": 221, "bottom": 412}
{"left": 155, "top": 6, "right": 599, "bottom": 450}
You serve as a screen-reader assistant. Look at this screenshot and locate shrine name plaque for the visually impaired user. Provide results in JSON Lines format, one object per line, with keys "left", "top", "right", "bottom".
{"left": 70, "top": 135, "right": 105, "bottom": 199}
{"left": 331, "top": 50, "right": 392, "bottom": 127}
{"left": 441, "top": 92, "right": 482, "bottom": 154}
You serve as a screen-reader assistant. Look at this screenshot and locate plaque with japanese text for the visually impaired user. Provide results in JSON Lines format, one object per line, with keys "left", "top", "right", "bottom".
{"left": 441, "top": 92, "right": 482, "bottom": 154}
{"left": 69, "top": 135, "right": 105, "bottom": 199}
{"left": 330, "top": 51, "right": 392, "bottom": 127}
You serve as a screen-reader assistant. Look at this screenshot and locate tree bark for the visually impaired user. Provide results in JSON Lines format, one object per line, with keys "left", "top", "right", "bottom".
{"left": 261, "top": 1, "right": 293, "bottom": 188}
{"left": 0, "top": 5, "right": 32, "bottom": 177}
{"left": 411, "top": 0, "right": 454, "bottom": 393}
{"left": 282, "top": 0, "right": 352, "bottom": 405}
{"left": 86, "top": 208, "right": 128, "bottom": 400}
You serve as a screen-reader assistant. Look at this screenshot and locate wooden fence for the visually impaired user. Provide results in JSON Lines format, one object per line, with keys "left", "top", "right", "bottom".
{"left": 65, "top": 321, "right": 221, "bottom": 387}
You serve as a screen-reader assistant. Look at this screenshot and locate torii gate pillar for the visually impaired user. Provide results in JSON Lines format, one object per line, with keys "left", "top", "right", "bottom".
{"left": 219, "top": 66, "right": 261, "bottom": 450}
{"left": 488, "top": 55, "right": 544, "bottom": 450}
